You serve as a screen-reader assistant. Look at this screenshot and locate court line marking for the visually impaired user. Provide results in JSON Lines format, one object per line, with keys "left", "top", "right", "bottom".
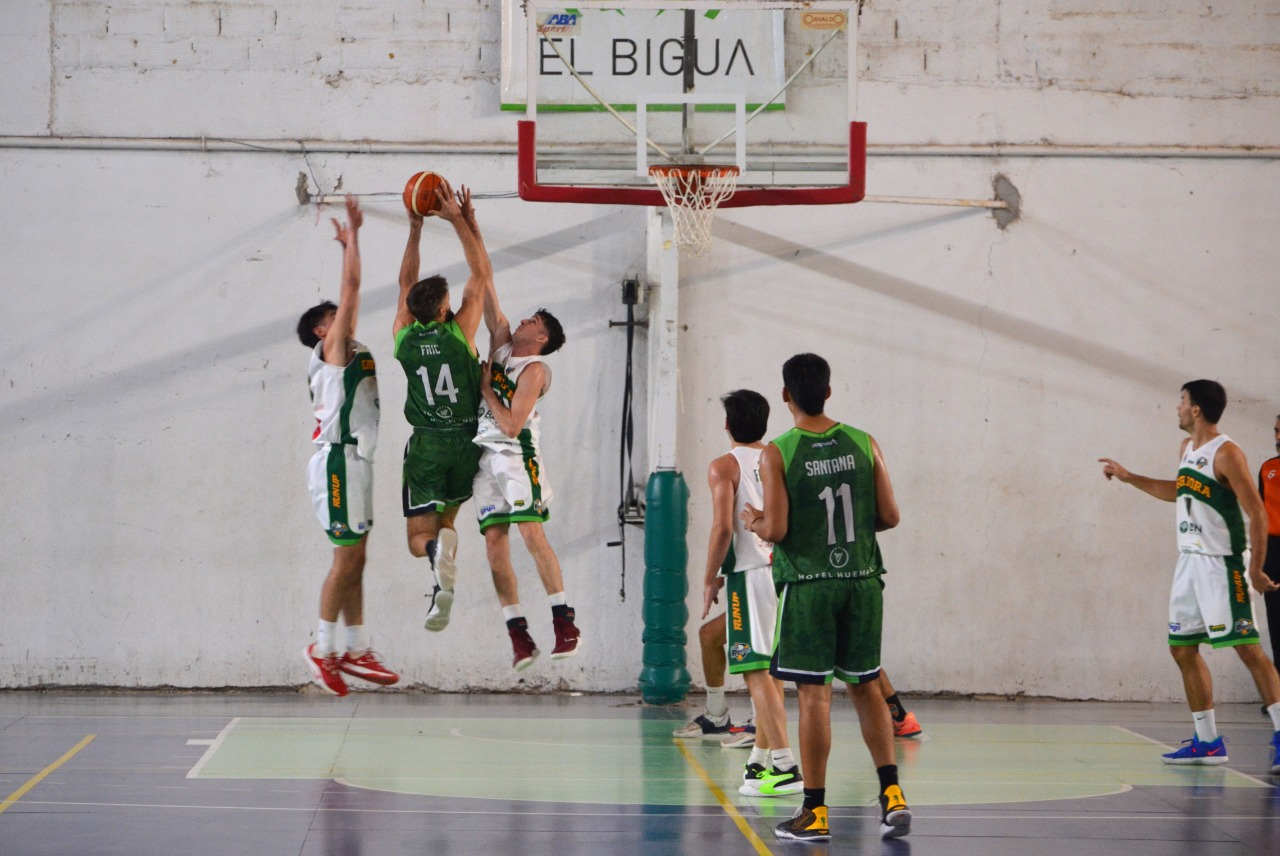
{"left": 186, "top": 717, "right": 240, "bottom": 780}
{"left": 12, "top": 799, "right": 1280, "bottom": 822}
{"left": 1115, "top": 726, "right": 1273, "bottom": 787}
{"left": 186, "top": 739, "right": 214, "bottom": 746}
{"left": 0, "top": 734, "right": 96, "bottom": 815}
{"left": 674, "top": 740, "right": 774, "bottom": 856}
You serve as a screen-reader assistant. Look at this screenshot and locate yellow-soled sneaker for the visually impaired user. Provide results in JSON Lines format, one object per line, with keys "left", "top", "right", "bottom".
{"left": 774, "top": 805, "right": 829, "bottom": 842}
{"left": 879, "top": 784, "right": 911, "bottom": 839}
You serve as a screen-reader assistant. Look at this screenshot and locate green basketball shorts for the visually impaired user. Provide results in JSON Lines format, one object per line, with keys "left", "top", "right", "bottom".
{"left": 402, "top": 431, "right": 482, "bottom": 517}
{"left": 771, "top": 576, "right": 884, "bottom": 685}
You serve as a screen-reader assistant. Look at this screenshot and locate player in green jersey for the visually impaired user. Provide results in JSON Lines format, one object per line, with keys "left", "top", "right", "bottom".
{"left": 394, "top": 183, "right": 486, "bottom": 632}
{"left": 743, "top": 352, "right": 911, "bottom": 842}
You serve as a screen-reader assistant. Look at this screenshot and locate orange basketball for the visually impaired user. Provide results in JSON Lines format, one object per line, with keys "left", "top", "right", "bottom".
{"left": 403, "top": 171, "right": 449, "bottom": 217}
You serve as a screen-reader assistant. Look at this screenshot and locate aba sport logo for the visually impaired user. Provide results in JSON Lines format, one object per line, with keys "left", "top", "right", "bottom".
{"left": 1169, "top": 622, "right": 1182, "bottom": 632}
{"left": 729, "top": 642, "right": 751, "bottom": 662}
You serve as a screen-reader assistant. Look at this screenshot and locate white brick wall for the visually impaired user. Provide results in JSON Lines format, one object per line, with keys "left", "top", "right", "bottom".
{"left": 105, "top": 5, "right": 164, "bottom": 37}
{"left": 163, "top": 4, "right": 222, "bottom": 38}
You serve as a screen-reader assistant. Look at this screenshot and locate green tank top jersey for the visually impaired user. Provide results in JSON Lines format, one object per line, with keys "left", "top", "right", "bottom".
{"left": 394, "top": 318, "right": 481, "bottom": 435}
{"left": 771, "top": 423, "right": 885, "bottom": 583}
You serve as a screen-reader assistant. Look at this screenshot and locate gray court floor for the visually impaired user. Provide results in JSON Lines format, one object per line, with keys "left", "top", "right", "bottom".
{"left": 1, "top": 690, "right": 1277, "bottom": 855}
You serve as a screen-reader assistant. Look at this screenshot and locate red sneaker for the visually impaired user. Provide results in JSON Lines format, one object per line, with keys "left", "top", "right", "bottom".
{"left": 304, "top": 643, "right": 349, "bottom": 697}
{"left": 893, "top": 711, "right": 923, "bottom": 738}
{"left": 551, "top": 608, "right": 581, "bottom": 660}
{"left": 508, "top": 621, "right": 539, "bottom": 671}
{"left": 340, "top": 649, "right": 400, "bottom": 686}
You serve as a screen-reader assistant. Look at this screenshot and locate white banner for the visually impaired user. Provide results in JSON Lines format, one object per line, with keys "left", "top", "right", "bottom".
{"left": 501, "top": 1, "right": 786, "bottom": 110}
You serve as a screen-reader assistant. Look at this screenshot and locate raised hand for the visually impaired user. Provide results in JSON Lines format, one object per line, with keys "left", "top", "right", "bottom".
{"left": 331, "top": 194, "right": 362, "bottom": 246}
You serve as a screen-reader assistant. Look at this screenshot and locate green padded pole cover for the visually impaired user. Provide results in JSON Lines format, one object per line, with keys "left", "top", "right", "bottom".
{"left": 638, "top": 470, "right": 692, "bottom": 703}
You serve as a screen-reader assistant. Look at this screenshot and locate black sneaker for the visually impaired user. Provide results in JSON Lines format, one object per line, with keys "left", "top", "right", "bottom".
{"left": 879, "top": 784, "right": 911, "bottom": 839}
{"left": 774, "top": 805, "right": 830, "bottom": 842}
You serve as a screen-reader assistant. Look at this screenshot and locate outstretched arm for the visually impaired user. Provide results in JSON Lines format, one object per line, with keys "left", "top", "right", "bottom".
{"left": 452, "top": 189, "right": 512, "bottom": 352}
{"left": 394, "top": 207, "right": 424, "bottom": 337}
{"left": 1098, "top": 457, "right": 1177, "bottom": 502}
{"left": 435, "top": 185, "right": 491, "bottom": 349}
{"left": 323, "top": 195, "right": 362, "bottom": 366}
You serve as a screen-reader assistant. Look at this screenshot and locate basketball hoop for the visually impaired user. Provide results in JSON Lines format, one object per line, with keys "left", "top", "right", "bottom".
{"left": 648, "top": 164, "right": 740, "bottom": 256}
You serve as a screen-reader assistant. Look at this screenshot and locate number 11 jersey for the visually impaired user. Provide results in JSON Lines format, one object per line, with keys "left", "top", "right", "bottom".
{"left": 771, "top": 423, "right": 884, "bottom": 583}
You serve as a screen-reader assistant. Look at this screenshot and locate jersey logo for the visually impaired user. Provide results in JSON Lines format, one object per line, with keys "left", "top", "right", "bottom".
{"left": 436, "top": 406, "right": 453, "bottom": 419}
{"left": 1235, "top": 618, "right": 1255, "bottom": 635}
{"left": 1194, "top": 456, "right": 1208, "bottom": 468}
{"left": 729, "top": 642, "right": 751, "bottom": 662}
{"left": 828, "top": 547, "right": 850, "bottom": 569}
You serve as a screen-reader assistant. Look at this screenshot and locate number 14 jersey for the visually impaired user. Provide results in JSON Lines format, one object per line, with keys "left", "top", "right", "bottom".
{"left": 394, "top": 319, "right": 481, "bottom": 436}
{"left": 771, "top": 423, "right": 884, "bottom": 583}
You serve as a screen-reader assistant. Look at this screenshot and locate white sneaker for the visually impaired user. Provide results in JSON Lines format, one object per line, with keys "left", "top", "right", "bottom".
{"left": 435, "top": 527, "right": 458, "bottom": 590}
{"left": 424, "top": 587, "right": 453, "bottom": 632}
{"left": 424, "top": 528, "right": 459, "bottom": 632}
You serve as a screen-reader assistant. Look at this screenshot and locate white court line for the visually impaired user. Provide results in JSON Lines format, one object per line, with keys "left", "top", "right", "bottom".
{"left": 186, "top": 717, "right": 240, "bottom": 780}
{"left": 10, "top": 799, "right": 1280, "bottom": 822}
{"left": 1115, "top": 725, "right": 1273, "bottom": 788}
{"left": 186, "top": 739, "right": 214, "bottom": 746}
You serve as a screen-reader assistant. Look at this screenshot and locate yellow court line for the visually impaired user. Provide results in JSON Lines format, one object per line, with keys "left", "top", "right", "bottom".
{"left": 0, "top": 734, "right": 96, "bottom": 815}
{"left": 674, "top": 740, "right": 774, "bottom": 856}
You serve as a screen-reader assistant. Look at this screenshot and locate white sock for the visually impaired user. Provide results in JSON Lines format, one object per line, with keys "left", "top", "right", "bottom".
{"left": 316, "top": 620, "right": 338, "bottom": 656}
{"left": 1267, "top": 702, "right": 1280, "bottom": 732}
{"left": 345, "top": 624, "right": 368, "bottom": 655}
{"left": 748, "top": 747, "right": 770, "bottom": 767}
{"left": 706, "top": 686, "right": 728, "bottom": 719}
{"left": 548, "top": 591, "right": 567, "bottom": 607}
{"left": 1192, "top": 709, "right": 1218, "bottom": 742}
{"left": 502, "top": 604, "right": 524, "bottom": 622}
{"left": 771, "top": 748, "right": 796, "bottom": 771}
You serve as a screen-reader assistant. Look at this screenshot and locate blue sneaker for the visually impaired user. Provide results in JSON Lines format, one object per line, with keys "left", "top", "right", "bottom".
{"left": 1161, "top": 734, "right": 1228, "bottom": 765}
{"left": 1270, "top": 730, "right": 1280, "bottom": 775}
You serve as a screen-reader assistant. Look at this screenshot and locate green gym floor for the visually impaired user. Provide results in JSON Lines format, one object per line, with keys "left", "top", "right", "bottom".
{"left": 1, "top": 691, "right": 1276, "bottom": 855}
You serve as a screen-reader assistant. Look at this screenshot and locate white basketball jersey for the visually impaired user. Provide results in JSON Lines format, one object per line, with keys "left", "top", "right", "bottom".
{"left": 474, "top": 342, "right": 551, "bottom": 452}
{"left": 308, "top": 341, "right": 379, "bottom": 462}
{"left": 1176, "top": 433, "right": 1246, "bottom": 556}
{"left": 730, "top": 445, "right": 772, "bottom": 573}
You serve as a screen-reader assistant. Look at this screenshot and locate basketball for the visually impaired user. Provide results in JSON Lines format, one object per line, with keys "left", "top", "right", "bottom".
{"left": 403, "top": 171, "right": 450, "bottom": 217}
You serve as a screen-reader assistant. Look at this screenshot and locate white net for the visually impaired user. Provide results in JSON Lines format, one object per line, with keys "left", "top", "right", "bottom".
{"left": 648, "top": 165, "right": 740, "bottom": 256}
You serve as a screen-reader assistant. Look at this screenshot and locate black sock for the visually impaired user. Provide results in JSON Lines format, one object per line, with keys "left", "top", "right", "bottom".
{"left": 425, "top": 538, "right": 438, "bottom": 565}
{"left": 876, "top": 764, "right": 899, "bottom": 793}
{"left": 802, "top": 787, "right": 826, "bottom": 811}
{"left": 885, "top": 693, "right": 905, "bottom": 722}
{"left": 552, "top": 604, "right": 573, "bottom": 621}
{"left": 506, "top": 616, "right": 527, "bottom": 631}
